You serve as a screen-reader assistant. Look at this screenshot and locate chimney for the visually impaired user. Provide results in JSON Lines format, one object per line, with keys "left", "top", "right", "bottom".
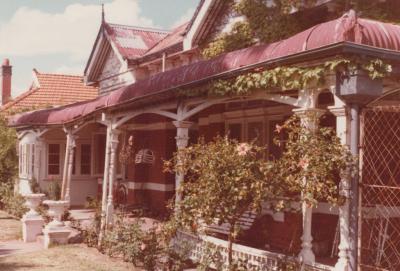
{"left": 1, "top": 58, "right": 12, "bottom": 105}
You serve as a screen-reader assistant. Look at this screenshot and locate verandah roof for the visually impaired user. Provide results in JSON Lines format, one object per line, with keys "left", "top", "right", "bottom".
{"left": 10, "top": 11, "right": 400, "bottom": 128}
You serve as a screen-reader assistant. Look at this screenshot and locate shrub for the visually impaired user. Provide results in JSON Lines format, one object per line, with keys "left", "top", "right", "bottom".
{"left": 76, "top": 197, "right": 102, "bottom": 247}
{"left": 0, "top": 183, "right": 28, "bottom": 218}
{"left": 103, "top": 217, "right": 145, "bottom": 264}
{"left": 29, "top": 178, "right": 41, "bottom": 193}
{"left": 164, "top": 136, "right": 280, "bottom": 266}
{"left": 100, "top": 215, "right": 191, "bottom": 270}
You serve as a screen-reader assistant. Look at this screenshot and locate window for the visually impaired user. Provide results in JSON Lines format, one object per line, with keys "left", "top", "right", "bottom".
{"left": 80, "top": 144, "right": 91, "bottom": 175}
{"left": 19, "top": 144, "right": 22, "bottom": 175}
{"left": 19, "top": 144, "right": 35, "bottom": 178}
{"left": 31, "top": 144, "right": 35, "bottom": 175}
{"left": 25, "top": 144, "right": 30, "bottom": 176}
{"left": 48, "top": 144, "right": 61, "bottom": 175}
{"left": 93, "top": 134, "right": 106, "bottom": 175}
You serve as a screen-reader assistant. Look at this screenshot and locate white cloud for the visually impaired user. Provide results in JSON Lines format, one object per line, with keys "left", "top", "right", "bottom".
{"left": 0, "top": 0, "right": 154, "bottom": 61}
{"left": 171, "top": 7, "right": 195, "bottom": 28}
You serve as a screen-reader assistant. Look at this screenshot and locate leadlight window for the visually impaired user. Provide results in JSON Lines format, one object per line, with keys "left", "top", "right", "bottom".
{"left": 93, "top": 134, "right": 106, "bottom": 175}
{"left": 80, "top": 144, "right": 91, "bottom": 175}
{"left": 48, "top": 144, "right": 61, "bottom": 175}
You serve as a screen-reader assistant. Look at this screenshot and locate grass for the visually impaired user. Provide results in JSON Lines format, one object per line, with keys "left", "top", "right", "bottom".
{"left": 0, "top": 244, "right": 141, "bottom": 271}
{"left": 0, "top": 210, "right": 21, "bottom": 242}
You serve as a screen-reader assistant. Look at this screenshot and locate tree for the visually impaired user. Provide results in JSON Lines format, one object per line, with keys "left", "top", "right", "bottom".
{"left": 273, "top": 114, "right": 356, "bottom": 207}
{"left": 165, "top": 136, "right": 284, "bottom": 268}
{"left": 0, "top": 113, "right": 25, "bottom": 217}
{"left": 0, "top": 114, "right": 18, "bottom": 188}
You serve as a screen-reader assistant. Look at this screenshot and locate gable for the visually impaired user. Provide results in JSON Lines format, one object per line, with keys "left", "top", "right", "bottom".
{"left": 84, "top": 22, "right": 168, "bottom": 87}
{"left": 98, "top": 49, "right": 129, "bottom": 95}
{"left": 183, "top": 0, "right": 235, "bottom": 50}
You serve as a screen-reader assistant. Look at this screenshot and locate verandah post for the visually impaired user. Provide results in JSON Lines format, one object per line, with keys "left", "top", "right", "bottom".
{"left": 64, "top": 132, "right": 76, "bottom": 204}
{"left": 172, "top": 120, "right": 192, "bottom": 205}
{"left": 60, "top": 132, "right": 70, "bottom": 200}
{"left": 293, "top": 89, "right": 325, "bottom": 265}
{"left": 106, "top": 129, "right": 121, "bottom": 226}
{"left": 98, "top": 123, "right": 111, "bottom": 246}
{"left": 329, "top": 101, "right": 352, "bottom": 271}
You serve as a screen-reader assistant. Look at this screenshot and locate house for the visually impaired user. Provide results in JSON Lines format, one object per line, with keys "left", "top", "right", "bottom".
{"left": 0, "top": 64, "right": 97, "bottom": 114}
{"left": 9, "top": 1, "right": 400, "bottom": 270}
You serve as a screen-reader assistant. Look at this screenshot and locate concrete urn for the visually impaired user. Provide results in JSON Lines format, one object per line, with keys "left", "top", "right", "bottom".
{"left": 24, "top": 193, "right": 46, "bottom": 217}
{"left": 43, "top": 200, "right": 68, "bottom": 228}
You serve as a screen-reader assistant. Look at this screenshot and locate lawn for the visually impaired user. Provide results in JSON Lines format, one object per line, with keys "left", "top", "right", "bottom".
{"left": 0, "top": 210, "right": 21, "bottom": 241}
{"left": 0, "top": 244, "right": 141, "bottom": 271}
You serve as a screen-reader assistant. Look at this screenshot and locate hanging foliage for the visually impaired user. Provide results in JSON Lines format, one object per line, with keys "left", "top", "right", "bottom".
{"left": 178, "top": 57, "right": 392, "bottom": 98}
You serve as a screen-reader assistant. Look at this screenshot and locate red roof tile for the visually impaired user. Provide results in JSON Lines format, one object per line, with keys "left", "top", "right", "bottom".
{"left": 1, "top": 71, "right": 98, "bottom": 114}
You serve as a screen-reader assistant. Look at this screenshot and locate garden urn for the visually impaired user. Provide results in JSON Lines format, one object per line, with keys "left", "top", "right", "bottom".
{"left": 42, "top": 200, "right": 71, "bottom": 248}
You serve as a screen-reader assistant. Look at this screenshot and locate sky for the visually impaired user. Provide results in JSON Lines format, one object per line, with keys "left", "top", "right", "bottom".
{"left": 0, "top": 0, "right": 199, "bottom": 97}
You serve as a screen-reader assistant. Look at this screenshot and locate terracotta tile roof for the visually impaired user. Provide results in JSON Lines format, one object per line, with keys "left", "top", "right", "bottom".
{"left": 1, "top": 71, "right": 98, "bottom": 114}
{"left": 105, "top": 23, "right": 169, "bottom": 60}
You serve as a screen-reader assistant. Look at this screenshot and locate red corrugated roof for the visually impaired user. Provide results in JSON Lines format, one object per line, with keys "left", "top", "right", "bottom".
{"left": 145, "top": 22, "right": 188, "bottom": 55}
{"left": 105, "top": 23, "right": 169, "bottom": 60}
{"left": 10, "top": 11, "right": 400, "bottom": 127}
{"left": 1, "top": 71, "right": 98, "bottom": 114}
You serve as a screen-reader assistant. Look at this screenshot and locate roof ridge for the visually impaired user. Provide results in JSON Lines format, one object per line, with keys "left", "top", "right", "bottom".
{"left": 37, "top": 73, "right": 84, "bottom": 78}
{"left": 106, "top": 22, "right": 171, "bottom": 34}
{"left": 1, "top": 87, "right": 39, "bottom": 111}
{"left": 143, "top": 22, "right": 188, "bottom": 56}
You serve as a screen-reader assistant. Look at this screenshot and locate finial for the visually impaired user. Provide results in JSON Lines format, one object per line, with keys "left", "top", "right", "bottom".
{"left": 101, "top": 3, "right": 105, "bottom": 24}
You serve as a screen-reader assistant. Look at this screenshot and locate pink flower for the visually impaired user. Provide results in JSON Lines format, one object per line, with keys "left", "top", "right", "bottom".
{"left": 236, "top": 143, "right": 251, "bottom": 156}
{"left": 298, "top": 158, "right": 309, "bottom": 170}
{"left": 128, "top": 135, "right": 134, "bottom": 146}
{"left": 141, "top": 243, "right": 146, "bottom": 250}
{"left": 275, "top": 124, "right": 283, "bottom": 133}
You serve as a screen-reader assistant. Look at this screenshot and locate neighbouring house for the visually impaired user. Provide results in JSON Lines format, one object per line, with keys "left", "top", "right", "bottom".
{"left": 0, "top": 65, "right": 97, "bottom": 114}
{"left": 8, "top": 1, "right": 400, "bottom": 270}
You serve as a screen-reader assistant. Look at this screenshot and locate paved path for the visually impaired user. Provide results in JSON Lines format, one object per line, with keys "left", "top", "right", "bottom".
{"left": 0, "top": 240, "right": 43, "bottom": 257}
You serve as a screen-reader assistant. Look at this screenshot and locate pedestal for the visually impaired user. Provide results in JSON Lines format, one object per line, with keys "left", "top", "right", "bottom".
{"left": 21, "top": 193, "right": 45, "bottom": 243}
{"left": 42, "top": 200, "right": 70, "bottom": 249}
{"left": 43, "top": 226, "right": 71, "bottom": 248}
{"left": 22, "top": 215, "right": 45, "bottom": 242}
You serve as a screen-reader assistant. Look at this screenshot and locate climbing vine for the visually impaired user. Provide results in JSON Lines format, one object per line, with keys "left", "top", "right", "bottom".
{"left": 179, "top": 57, "right": 392, "bottom": 98}
{"left": 201, "top": 0, "right": 315, "bottom": 59}
{"left": 201, "top": 0, "right": 400, "bottom": 59}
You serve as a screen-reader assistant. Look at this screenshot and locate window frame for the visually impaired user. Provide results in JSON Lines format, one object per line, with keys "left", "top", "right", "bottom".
{"left": 78, "top": 142, "right": 92, "bottom": 176}
{"left": 46, "top": 141, "right": 64, "bottom": 179}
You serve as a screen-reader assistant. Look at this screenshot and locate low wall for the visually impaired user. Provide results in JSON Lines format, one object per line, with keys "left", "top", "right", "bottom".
{"left": 176, "top": 231, "right": 333, "bottom": 271}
